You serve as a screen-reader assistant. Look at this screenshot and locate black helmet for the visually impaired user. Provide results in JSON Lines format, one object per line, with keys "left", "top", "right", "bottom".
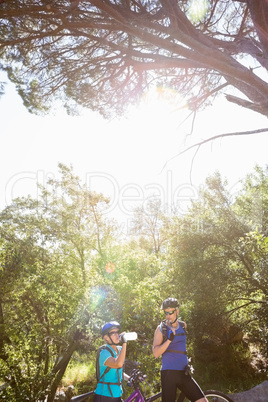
{"left": 101, "top": 321, "right": 120, "bottom": 337}
{"left": 161, "top": 298, "right": 179, "bottom": 310}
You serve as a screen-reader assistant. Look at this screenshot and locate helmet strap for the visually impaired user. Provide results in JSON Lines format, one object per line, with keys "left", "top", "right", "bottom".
{"left": 170, "top": 310, "right": 178, "bottom": 325}
{"left": 107, "top": 334, "right": 117, "bottom": 345}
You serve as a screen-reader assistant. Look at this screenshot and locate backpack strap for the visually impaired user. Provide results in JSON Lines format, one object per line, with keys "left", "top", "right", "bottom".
{"left": 164, "top": 350, "right": 187, "bottom": 355}
{"left": 96, "top": 345, "right": 112, "bottom": 382}
{"left": 160, "top": 320, "right": 186, "bottom": 343}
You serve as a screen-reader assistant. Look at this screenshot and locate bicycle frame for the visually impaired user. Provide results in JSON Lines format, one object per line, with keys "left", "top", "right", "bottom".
{"left": 125, "top": 387, "right": 161, "bottom": 402}
{"left": 125, "top": 388, "right": 144, "bottom": 402}
{"left": 70, "top": 369, "right": 159, "bottom": 402}
{"left": 69, "top": 383, "right": 146, "bottom": 402}
{"left": 70, "top": 390, "right": 94, "bottom": 401}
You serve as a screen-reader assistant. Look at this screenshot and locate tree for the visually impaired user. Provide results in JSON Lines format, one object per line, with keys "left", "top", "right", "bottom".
{"left": 101, "top": 243, "right": 166, "bottom": 386}
{"left": 0, "top": 0, "right": 268, "bottom": 121}
{"left": 130, "top": 198, "right": 169, "bottom": 254}
{"left": 37, "top": 163, "right": 117, "bottom": 285}
{"left": 166, "top": 168, "right": 268, "bottom": 383}
{"left": 0, "top": 164, "right": 118, "bottom": 401}
{"left": 0, "top": 227, "right": 88, "bottom": 401}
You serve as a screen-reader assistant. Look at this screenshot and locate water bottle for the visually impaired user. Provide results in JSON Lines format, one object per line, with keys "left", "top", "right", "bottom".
{"left": 121, "top": 332, "right": 137, "bottom": 341}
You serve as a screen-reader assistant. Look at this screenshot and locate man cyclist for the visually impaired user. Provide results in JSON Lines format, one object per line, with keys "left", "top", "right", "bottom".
{"left": 153, "top": 298, "right": 208, "bottom": 402}
{"left": 94, "top": 321, "right": 129, "bottom": 402}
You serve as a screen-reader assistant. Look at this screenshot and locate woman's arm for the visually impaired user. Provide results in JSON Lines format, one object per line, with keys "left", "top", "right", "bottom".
{"left": 105, "top": 343, "right": 127, "bottom": 369}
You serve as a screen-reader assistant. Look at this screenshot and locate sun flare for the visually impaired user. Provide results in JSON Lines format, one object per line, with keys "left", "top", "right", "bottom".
{"left": 188, "top": 0, "right": 209, "bottom": 22}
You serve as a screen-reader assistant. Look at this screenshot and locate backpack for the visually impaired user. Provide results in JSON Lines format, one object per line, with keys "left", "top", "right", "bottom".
{"left": 95, "top": 344, "right": 122, "bottom": 398}
{"left": 96, "top": 345, "right": 113, "bottom": 382}
{"left": 160, "top": 320, "right": 186, "bottom": 343}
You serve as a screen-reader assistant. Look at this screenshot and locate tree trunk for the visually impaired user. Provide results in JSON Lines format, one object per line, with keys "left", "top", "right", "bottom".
{"left": 46, "top": 337, "right": 81, "bottom": 402}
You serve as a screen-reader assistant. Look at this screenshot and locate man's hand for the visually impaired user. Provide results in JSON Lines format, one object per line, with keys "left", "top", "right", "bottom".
{"left": 167, "top": 329, "right": 175, "bottom": 341}
{"left": 165, "top": 320, "right": 176, "bottom": 341}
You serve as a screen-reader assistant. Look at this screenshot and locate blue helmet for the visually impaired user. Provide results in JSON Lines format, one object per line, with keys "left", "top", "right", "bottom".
{"left": 101, "top": 321, "right": 120, "bottom": 337}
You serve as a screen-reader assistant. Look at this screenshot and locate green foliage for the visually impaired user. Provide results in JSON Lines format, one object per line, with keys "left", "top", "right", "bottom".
{"left": 0, "top": 164, "right": 117, "bottom": 401}
{"left": 0, "top": 250, "right": 85, "bottom": 401}
{"left": 164, "top": 167, "right": 268, "bottom": 389}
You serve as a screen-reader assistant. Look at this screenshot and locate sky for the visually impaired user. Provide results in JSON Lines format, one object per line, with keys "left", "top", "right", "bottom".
{"left": 1, "top": 71, "right": 268, "bottom": 233}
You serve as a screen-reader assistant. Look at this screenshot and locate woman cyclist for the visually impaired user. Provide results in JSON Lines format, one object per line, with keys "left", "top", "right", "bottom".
{"left": 153, "top": 298, "right": 208, "bottom": 402}
{"left": 94, "top": 321, "right": 129, "bottom": 402}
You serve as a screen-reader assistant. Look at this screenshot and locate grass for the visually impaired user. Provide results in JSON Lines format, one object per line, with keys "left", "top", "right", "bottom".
{"left": 61, "top": 360, "right": 96, "bottom": 394}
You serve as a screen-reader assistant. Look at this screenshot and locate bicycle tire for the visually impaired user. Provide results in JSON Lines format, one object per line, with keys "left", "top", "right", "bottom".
{"left": 204, "top": 390, "right": 234, "bottom": 402}
{"left": 178, "top": 389, "right": 234, "bottom": 402}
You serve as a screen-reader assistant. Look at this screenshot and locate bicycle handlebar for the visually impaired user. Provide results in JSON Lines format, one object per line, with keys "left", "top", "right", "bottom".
{"left": 128, "top": 369, "right": 147, "bottom": 389}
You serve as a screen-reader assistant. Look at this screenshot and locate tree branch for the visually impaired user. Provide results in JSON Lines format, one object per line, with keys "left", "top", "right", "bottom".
{"left": 226, "top": 94, "right": 268, "bottom": 117}
{"left": 161, "top": 127, "right": 268, "bottom": 172}
{"left": 225, "top": 299, "right": 266, "bottom": 317}
{"left": 177, "top": 127, "right": 268, "bottom": 156}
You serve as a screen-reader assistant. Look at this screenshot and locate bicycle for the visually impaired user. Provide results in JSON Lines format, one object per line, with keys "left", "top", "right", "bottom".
{"left": 70, "top": 369, "right": 234, "bottom": 402}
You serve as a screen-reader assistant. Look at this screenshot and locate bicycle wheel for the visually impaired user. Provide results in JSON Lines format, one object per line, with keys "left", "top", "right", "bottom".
{"left": 204, "top": 390, "right": 234, "bottom": 402}
{"left": 178, "top": 389, "right": 234, "bottom": 402}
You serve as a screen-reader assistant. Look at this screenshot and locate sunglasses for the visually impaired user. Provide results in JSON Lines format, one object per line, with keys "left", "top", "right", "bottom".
{"left": 109, "top": 330, "right": 120, "bottom": 336}
{"left": 164, "top": 310, "right": 176, "bottom": 315}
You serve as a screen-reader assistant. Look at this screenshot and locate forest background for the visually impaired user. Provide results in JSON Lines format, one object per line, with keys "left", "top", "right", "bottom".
{"left": 0, "top": 1, "right": 268, "bottom": 401}
{"left": 0, "top": 164, "right": 267, "bottom": 401}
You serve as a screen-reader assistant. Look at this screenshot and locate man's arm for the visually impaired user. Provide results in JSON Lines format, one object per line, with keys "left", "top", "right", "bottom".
{"left": 152, "top": 325, "right": 174, "bottom": 358}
